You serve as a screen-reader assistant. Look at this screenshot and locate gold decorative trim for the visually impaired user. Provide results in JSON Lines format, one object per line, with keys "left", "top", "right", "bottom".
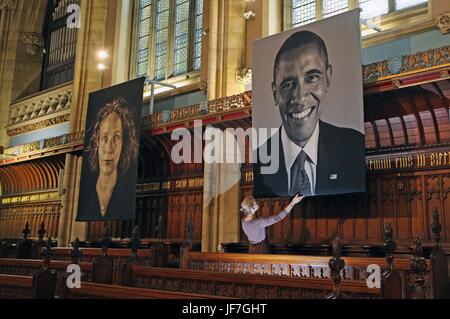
{"left": 363, "top": 45, "right": 450, "bottom": 82}
{"left": 137, "top": 177, "right": 204, "bottom": 193}
{"left": 7, "top": 112, "right": 70, "bottom": 136}
{"left": 366, "top": 151, "right": 450, "bottom": 173}
{"left": 145, "top": 91, "right": 251, "bottom": 129}
{"left": 440, "top": 69, "right": 450, "bottom": 79}
{"left": 1, "top": 131, "right": 84, "bottom": 159}
{"left": 1, "top": 191, "right": 60, "bottom": 205}
{"left": 436, "top": 12, "right": 450, "bottom": 35}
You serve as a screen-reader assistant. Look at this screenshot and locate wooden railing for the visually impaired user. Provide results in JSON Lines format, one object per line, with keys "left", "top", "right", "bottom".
{"left": 129, "top": 264, "right": 379, "bottom": 299}
{"left": 186, "top": 251, "right": 425, "bottom": 280}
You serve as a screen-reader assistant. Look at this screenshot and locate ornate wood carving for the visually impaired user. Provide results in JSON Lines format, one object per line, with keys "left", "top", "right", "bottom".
{"left": 429, "top": 209, "right": 449, "bottom": 298}
{"left": 362, "top": 46, "right": 449, "bottom": 82}
{"left": 325, "top": 239, "right": 345, "bottom": 299}
{"left": 380, "top": 223, "right": 403, "bottom": 299}
{"left": 32, "top": 239, "right": 57, "bottom": 299}
{"left": 410, "top": 237, "right": 428, "bottom": 299}
{"left": 91, "top": 227, "right": 114, "bottom": 285}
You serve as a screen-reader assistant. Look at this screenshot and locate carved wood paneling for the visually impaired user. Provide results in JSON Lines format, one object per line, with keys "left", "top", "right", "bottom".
{"left": 0, "top": 203, "right": 61, "bottom": 239}
{"left": 241, "top": 168, "right": 450, "bottom": 246}
{"left": 0, "top": 155, "right": 64, "bottom": 240}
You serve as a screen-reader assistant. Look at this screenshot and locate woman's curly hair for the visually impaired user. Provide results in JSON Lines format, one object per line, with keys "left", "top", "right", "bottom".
{"left": 88, "top": 97, "right": 139, "bottom": 175}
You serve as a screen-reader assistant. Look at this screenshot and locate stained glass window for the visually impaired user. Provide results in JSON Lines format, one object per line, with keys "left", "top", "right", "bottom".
{"left": 292, "top": 0, "right": 316, "bottom": 28}
{"left": 193, "top": 0, "right": 203, "bottom": 71}
{"left": 154, "top": 0, "right": 170, "bottom": 80}
{"left": 137, "top": 0, "right": 152, "bottom": 77}
{"left": 323, "top": 0, "right": 348, "bottom": 18}
{"left": 174, "top": 0, "right": 190, "bottom": 76}
{"left": 136, "top": 0, "right": 203, "bottom": 80}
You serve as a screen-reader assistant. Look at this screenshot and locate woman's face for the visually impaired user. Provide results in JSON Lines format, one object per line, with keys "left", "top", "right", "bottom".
{"left": 98, "top": 112, "right": 123, "bottom": 176}
{"left": 251, "top": 201, "right": 259, "bottom": 214}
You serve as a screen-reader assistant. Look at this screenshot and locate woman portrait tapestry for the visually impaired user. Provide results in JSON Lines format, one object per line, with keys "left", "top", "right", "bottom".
{"left": 76, "top": 78, "right": 145, "bottom": 221}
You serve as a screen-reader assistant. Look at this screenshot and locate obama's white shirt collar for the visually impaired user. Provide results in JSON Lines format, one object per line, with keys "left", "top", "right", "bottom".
{"left": 281, "top": 122, "right": 319, "bottom": 193}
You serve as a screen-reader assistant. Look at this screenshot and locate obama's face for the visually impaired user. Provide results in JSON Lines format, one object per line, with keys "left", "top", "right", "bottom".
{"left": 272, "top": 43, "right": 332, "bottom": 148}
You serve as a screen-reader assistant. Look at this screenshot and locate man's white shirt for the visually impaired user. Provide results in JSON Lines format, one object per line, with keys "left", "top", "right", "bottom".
{"left": 281, "top": 122, "right": 319, "bottom": 195}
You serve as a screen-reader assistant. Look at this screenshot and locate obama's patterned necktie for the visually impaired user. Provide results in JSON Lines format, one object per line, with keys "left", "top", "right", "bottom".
{"left": 289, "top": 150, "right": 312, "bottom": 196}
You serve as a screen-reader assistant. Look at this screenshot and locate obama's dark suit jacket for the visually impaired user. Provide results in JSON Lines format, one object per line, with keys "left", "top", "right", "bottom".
{"left": 253, "top": 121, "right": 366, "bottom": 197}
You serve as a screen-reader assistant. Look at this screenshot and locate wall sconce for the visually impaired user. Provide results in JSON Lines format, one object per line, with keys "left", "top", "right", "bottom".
{"left": 97, "top": 49, "right": 110, "bottom": 71}
{"left": 97, "top": 50, "right": 109, "bottom": 60}
{"left": 97, "top": 63, "right": 108, "bottom": 71}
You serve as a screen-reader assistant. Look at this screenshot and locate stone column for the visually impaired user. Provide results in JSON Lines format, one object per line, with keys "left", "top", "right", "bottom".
{"left": 206, "top": 0, "right": 246, "bottom": 100}
{"left": 202, "top": 0, "right": 267, "bottom": 252}
{"left": 0, "top": 0, "right": 47, "bottom": 149}
{"left": 201, "top": 127, "right": 241, "bottom": 252}
{"left": 58, "top": 0, "right": 109, "bottom": 246}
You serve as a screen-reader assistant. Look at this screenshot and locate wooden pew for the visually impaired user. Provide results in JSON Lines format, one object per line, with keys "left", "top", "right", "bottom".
{"left": 31, "top": 222, "right": 47, "bottom": 259}
{"left": 0, "top": 258, "right": 92, "bottom": 278}
{"left": 32, "top": 239, "right": 57, "bottom": 299}
{"left": 16, "top": 222, "right": 33, "bottom": 259}
{"left": 380, "top": 223, "right": 403, "bottom": 299}
{"left": 65, "top": 282, "right": 233, "bottom": 299}
{"left": 128, "top": 264, "right": 380, "bottom": 299}
{"left": 0, "top": 222, "right": 50, "bottom": 260}
{"left": 184, "top": 251, "right": 419, "bottom": 280}
{"left": 429, "top": 209, "right": 449, "bottom": 299}
{"left": 121, "top": 227, "right": 144, "bottom": 287}
{"left": 183, "top": 248, "right": 436, "bottom": 299}
{"left": 0, "top": 274, "right": 33, "bottom": 298}
{"left": 0, "top": 274, "right": 232, "bottom": 299}
{"left": 91, "top": 227, "right": 114, "bottom": 284}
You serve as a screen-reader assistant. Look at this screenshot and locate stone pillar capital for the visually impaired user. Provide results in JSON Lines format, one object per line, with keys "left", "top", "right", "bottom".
{"left": 21, "top": 33, "right": 45, "bottom": 56}
{"left": 436, "top": 12, "right": 450, "bottom": 34}
{"left": 0, "top": 0, "right": 16, "bottom": 11}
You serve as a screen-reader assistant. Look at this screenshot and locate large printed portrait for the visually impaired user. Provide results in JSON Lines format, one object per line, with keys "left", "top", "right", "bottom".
{"left": 253, "top": 10, "right": 366, "bottom": 198}
{"left": 76, "top": 78, "right": 145, "bottom": 221}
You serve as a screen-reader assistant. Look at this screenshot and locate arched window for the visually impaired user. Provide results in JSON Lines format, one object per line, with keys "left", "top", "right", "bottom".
{"left": 41, "top": 0, "right": 79, "bottom": 90}
{"left": 135, "top": 0, "right": 203, "bottom": 80}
